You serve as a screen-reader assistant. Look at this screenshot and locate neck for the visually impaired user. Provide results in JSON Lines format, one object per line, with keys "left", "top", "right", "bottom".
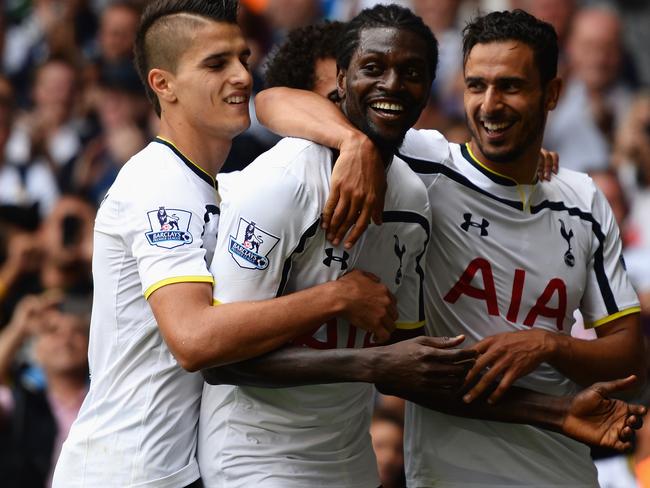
{"left": 468, "top": 139, "right": 541, "bottom": 184}
{"left": 158, "top": 117, "right": 231, "bottom": 177}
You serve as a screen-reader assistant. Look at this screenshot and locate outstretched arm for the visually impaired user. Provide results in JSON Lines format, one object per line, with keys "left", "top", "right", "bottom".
{"left": 202, "top": 337, "right": 645, "bottom": 451}
{"left": 255, "top": 87, "right": 385, "bottom": 248}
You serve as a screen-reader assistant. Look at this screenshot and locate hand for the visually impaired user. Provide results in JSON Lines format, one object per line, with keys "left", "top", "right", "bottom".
{"left": 7, "top": 292, "right": 62, "bottom": 339}
{"left": 463, "top": 329, "right": 557, "bottom": 404}
{"left": 537, "top": 148, "right": 559, "bottom": 182}
{"left": 323, "top": 134, "right": 386, "bottom": 249}
{"left": 375, "top": 335, "right": 477, "bottom": 397}
{"left": 561, "top": 375, "right": 646, "bottom": 451}
{"left": 3, "top": 232, "right": 43, "bottom": 278}
{"left": 335, "top": 270, "right": 396, "bottom": 343}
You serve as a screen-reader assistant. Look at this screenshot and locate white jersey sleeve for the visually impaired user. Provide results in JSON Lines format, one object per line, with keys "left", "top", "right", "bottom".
{"left": 581, "top": 183, "right": 640, "bottom": 327}
{"left": 110, "top": 166, "right": 215, "bottom": 299}
{"left": 211, "top": 168, "right": 320, "bottom": 303}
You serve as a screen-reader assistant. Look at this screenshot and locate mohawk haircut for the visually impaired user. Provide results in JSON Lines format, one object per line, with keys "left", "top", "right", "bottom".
{"left": 264, "top": 21, "right": 344, "bottom": 93}
{"left": 134, "top": 0, "right": 239, "bottom": 116}
{"left": 336, "top": 4, "right": 438, "bottom": 83}
{"left": 462, "top": 9, "right": 559, "bottom": 86}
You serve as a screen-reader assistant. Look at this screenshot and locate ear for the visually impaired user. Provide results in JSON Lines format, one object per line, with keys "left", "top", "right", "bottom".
{"left": 544, "top": 77, "right": 562, "bottom": 112}
{"left": 148, "top": 68, "right": 177, "bottom": 105}
{"left": 336, "top": 67, "right": 347, "bottom": 102}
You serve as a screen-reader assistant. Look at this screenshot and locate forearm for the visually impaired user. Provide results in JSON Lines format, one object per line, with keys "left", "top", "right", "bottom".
{"left": 406, "top": 386, "right": 569, "bottom": 433}
{"left": 156, "top": 281, "right": 353, "bottom": 371}
{"left": 255, "top": 87, "right": 360, "bottom": 149}
{"left": 549, "top": 316, "right": 645, "bottom": 386}
{"left": 202, "top": 345, "right": 375, "bottom": 387}
{"left": 0, "top": 324, "right": 25, "bottom": 382}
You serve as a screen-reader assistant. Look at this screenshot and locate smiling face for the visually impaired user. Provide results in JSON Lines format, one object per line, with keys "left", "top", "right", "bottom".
{"left": 464, "top": 40, "right": 560, "bottom": 171}
{"left": 161, "top": 20, "right": 252, "bottom": 142}
{"left": 338, "top": 27, "right": 432, "bottom": 156}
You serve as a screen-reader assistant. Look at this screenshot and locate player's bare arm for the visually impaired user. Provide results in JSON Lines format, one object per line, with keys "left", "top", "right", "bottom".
{"left": 381, "top": 373, "right": 645, "bottom": 452}
{"left": 255, "top": 87, "right": 385, "bottom": 248}
{"left": 149, "top": 269, "right": 396, "bottom": 371}
{"left": 201, "top": 335, "right": 475, "bottom": 388}
{"left": 463, "top": 312, "right": 646, "bottom": 404}
{"left": 200, "top": 335, "right": 646, "bottom": 452}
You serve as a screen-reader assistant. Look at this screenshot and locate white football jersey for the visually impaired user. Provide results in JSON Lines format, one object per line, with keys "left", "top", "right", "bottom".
{"left": 398, "top": 130, "right": 640, "bottom": 487}
{"left": 198, "top": 137, "right": 431, "bottom": 488}
{"left": 53, "top": 138, "right": 220, "bottom": 488}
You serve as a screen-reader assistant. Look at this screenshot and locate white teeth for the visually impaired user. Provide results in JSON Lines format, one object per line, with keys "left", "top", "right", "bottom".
{"left": 226, "top": 96, "right": 246, "bottom": 104}
{"left": 371, "top": 102, "right": 403, "bottom": 112}
{"left": 482, "top": 121, "right": 510, "bottom": 131}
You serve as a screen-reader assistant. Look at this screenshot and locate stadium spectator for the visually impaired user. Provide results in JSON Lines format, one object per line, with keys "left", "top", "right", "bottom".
{"left": 370, "top": 408, "right": 406, "bottom": 488}
{"left": 544, "top": 5, "right": 634, "bottom": 173}
{"left": 5, "top": 58, "right": 83, "bottom": 197}
{"left": 0, "top": 73, "right": 59, "bottom": 217}
{"left": 38, "top": 194, "right": 94, "bottom": 294}
{"left": 74, "top": 61, "right": 148, "bottom": 204}
{"left": 0, "top": 292, "right": 90, "bottom": 488}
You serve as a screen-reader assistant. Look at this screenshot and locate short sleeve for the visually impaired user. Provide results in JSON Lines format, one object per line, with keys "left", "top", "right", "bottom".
{"left": 581, "top": 185, "right": 640, "bottom": 327}
{"left": 113, "top": 172, "right": 215, "bottom": 299}
{"left": 210, "top": 168, "right": 320, "bottom": 303}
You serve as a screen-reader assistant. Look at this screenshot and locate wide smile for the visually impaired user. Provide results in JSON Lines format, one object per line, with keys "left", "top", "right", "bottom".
{"left": 368, "top": 99, "right": 408, "bottom": 122}
{"left": 479, "top": 118, "right": 515, "bottom": 142}
{"left": 224, "top": 94, "right": 249, "bottom": 106}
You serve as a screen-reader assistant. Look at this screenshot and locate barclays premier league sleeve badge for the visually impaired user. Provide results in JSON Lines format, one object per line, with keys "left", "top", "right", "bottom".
{"left": 228, "top": 218, "right": 280, "bottom": 270}
{"left": 145, "top": 206, "right": 194, "bottom": 249}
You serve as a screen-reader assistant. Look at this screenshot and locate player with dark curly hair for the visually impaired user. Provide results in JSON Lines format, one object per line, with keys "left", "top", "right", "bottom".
{"left": 264, "top": 21, "right": 344, "bottom": 100}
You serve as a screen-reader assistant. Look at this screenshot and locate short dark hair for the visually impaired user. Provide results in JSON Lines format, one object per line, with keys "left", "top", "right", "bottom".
{"left": 134, "top": 0, "right": 239, "bottom": 117}
{"left": 264, "top": 21, "right": 344, "bottom": 91}
{"left": 462, "top": 9, "right": 558, "bottom": 86}
{"left": 336, "top": 4, "right": 438, "bottom": 83}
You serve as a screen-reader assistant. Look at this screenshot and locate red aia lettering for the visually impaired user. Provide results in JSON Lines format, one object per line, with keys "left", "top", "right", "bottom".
{"left": 443, "top": 257, "right": 499, "bottom": 315}
{"left": 523, "top": 279, "right": 567, "bottom": 330}
{"left": 291, "top": 319, "right": 338, "bottom": 349}
{"left": 445, "top": 258, "right": 567, "bottom": 330}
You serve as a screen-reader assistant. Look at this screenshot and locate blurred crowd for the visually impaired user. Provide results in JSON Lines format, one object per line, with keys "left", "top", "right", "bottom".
{"left": 0, "top": 1, "right": 649, "bottom": 487}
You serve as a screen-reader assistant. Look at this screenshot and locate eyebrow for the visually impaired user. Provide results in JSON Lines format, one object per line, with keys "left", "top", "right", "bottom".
{"left": 201, "top": 47, "right": 251, "bottom": 64}
{"left": 464, "top": 76, "right": 525, "bottom": 84}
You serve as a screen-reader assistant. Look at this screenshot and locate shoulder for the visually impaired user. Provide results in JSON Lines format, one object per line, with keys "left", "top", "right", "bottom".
{"left": 236, "top": 137, "right": 333, "bottom": 200}
{"left": 399, "top": 129, "right": 451, "bottom": 163}
{"left": 541, "top": 168, "right": 600, "bottom": 211}
{"left": 113, "top": 142, "right": 181, "bottom": 191}
{"left": 248, "top": 137, "right": 333, "bottom": 172}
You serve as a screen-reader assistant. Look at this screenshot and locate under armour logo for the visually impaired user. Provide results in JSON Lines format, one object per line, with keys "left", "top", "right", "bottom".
{"left": 460, "top": 213, "right": 489, "bottom": 237}
{"left": 393, "top": 235, "right": 405, "bottom": 284}
{"left": 323, "top": 248, "right": 349, "bottom": 270}
{"left": 559, "top": 219, "right": 575, "bottom": 267}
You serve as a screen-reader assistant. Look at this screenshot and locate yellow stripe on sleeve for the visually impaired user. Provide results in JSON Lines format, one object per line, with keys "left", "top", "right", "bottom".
{"left": 212, "top": 298, "right": 222, "bottom": 306}
{"left": 395, "top": 320, "right": 425, "bottom": 330}
{"left": 144, "top": 275, "right": 214, "bottom": 299}
{"left": 585, "top": 306, "right": 641, "bottom": 329}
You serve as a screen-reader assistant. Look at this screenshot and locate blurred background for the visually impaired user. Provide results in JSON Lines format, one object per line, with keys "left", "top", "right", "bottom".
{"left": 0, "top": 1, "right": 649, "bottom": 487}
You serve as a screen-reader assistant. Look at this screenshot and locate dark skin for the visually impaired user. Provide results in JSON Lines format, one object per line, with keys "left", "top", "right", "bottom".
{"left": 203, "top": 28, "right": 647, "bottom": 452}
{"left": 204, "top": 26, "right": 475, "bottom": 393}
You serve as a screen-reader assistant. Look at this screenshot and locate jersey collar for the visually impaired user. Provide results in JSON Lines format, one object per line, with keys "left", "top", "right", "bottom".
{"left": 154, "top": 136, "right": 217, "bottom": 190}
{"left": 460, "top": 143, "right": 517, "bottom": 187}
